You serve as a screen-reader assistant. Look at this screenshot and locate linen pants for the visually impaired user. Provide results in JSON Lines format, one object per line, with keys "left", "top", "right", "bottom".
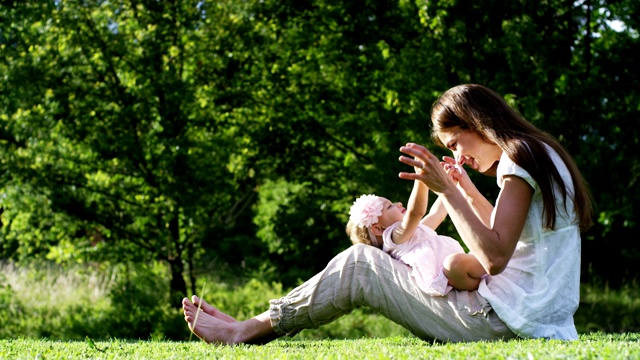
{"left": 269, "top": 244, "right": 516, "bottom": 342}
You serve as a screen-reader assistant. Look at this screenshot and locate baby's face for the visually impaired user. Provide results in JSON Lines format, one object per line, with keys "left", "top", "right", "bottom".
{"left": 376, "top": 198, "right": 406, "bottom": 228}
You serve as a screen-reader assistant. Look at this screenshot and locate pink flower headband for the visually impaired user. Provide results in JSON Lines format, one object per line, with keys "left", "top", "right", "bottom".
{"left": 349, "top": 194, "right": 383, "bottom": 228}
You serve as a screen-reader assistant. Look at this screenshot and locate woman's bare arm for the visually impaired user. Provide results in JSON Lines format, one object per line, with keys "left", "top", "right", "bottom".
{"left": 399, "top": 144, "right": 532, "bottom": 275}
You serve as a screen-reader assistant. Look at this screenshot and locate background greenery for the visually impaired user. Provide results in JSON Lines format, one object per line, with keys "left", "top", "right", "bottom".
{"left": 0, "top": 261, "right": 638, "bottom": 341}
{"left": 1, "top": 0, "right": 639, "bottom": 341}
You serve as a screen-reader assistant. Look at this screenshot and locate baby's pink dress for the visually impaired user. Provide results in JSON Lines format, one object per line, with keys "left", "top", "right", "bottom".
{"left": 382, "top": 223, "right": 465, "bottom": 296}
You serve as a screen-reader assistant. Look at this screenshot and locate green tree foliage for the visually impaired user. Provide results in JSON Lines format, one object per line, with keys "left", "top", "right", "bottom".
{"left": 573, "top": 0, "right": 640, "bottom": 285}
{"left": 1, "top": 0, "right": 638, "bottom": 306}
{"left": 0, "top": 1, "right": 267, "bottom": 303}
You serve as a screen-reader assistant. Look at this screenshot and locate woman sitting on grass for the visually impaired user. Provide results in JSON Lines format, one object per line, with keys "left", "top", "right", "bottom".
{"left": 182, "top": 84, "right": 593, "bottom": 344}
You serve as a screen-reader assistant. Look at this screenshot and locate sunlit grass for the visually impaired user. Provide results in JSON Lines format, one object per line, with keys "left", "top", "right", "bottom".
{"left": 1, "top": 333, "right": 639, "bottom": 360}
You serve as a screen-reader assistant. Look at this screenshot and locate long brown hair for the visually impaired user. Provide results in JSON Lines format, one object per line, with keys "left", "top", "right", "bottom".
{"left": 430, "top": 84, "right": 593, "bottom": 231}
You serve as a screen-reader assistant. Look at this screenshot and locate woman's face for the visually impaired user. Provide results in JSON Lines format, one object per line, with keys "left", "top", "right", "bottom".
{"left": 437, "top": 127, "right": 503, "bottom": 174}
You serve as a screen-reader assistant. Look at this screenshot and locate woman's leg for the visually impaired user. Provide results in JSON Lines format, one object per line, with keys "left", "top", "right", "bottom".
{"left": 183, "top": 244, "right": 515, "bottom": 344}
{"left": 269, "top": 244, "right": 514, "bottom": 342}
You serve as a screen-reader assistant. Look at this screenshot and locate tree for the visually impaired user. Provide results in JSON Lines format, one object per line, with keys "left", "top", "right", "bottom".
{"left": 1, "top": 0, "right": 638, "bottom": 300}
{"left": 0, "top": 1, "right": 265, "bottom": 303}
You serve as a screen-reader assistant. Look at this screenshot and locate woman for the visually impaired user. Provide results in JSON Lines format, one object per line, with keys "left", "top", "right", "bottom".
{"left": 182, "top": 84, "right": 592, "bottom": 343}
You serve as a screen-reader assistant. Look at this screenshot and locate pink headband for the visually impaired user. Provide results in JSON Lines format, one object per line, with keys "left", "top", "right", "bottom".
{"left": 349, "top": 194, "right": 383, "bottom": 247}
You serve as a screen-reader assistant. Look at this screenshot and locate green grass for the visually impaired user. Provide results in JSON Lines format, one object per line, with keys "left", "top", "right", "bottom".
{"left": 0, "top": 333, "right": 639, "bottom": 359}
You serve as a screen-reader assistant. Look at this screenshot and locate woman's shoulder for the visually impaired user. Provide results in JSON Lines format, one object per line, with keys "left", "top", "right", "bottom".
{"left": 496, "top": 152, "right": 537, "bottom": 190}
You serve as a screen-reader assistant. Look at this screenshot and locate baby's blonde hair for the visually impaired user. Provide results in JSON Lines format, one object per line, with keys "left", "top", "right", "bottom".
{"left": 345, "top": 219, "right": 376, "bottom": 247}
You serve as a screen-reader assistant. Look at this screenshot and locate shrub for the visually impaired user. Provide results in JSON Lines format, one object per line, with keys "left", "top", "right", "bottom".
{"left": 0, "top": 280, "right": 24, "bottom": 339}
{"left": 576, "top": 279, "right": 640, "bottom": 334}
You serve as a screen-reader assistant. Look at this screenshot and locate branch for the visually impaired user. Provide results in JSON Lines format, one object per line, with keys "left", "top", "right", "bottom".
{"left": 72, "top": 5, "right": 159, "bottom": 189}
{"left": 223, "top": 187, "right": 256, "bottom": 225}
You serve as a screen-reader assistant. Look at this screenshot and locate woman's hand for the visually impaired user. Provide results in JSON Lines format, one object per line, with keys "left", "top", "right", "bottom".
{"left": 398, "top": 143, "right": 456, "bottom": 195}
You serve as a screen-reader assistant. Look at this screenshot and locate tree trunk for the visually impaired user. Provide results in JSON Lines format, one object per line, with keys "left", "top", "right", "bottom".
{"left": 168, "top": 256, "right": 187, "bottom": 307}
{"left": 167, "top": 213, "right": 187, "bottom": 306}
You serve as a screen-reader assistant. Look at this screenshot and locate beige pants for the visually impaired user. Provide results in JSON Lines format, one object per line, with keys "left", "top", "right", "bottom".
{"left": 269, "top": 244, "right": 516, "bottom": 342}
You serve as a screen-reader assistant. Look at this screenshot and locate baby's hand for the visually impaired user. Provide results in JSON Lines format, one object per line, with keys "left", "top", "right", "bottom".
{"left": 441, "top": 156, "right": 462, "bottom": 175}
{"left": 441, "top": 156, "right": 474, "bottom": 196}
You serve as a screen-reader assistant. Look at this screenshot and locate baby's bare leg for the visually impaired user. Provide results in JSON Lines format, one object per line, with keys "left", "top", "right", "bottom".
{"left": 443, "top": 253, "right": 486, "bottom": 291}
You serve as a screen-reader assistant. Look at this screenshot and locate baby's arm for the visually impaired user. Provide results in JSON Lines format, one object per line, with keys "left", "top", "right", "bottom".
{"left": 421, "top": 196, "right": 447, "bottom": 230}
{"left": 392, "top": 180, "right": 428, "bottom": 245}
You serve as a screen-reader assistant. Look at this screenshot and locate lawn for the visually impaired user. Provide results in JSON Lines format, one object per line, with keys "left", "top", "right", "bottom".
{"left": 1, "top": 333, "right": 639, "bottom": 359}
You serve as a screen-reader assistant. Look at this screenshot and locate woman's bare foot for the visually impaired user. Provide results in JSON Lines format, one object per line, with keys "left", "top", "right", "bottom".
{"left": 189, "top": 295, "right": 237, "bottom": 323}
{"left": 182, "top": 296, "right": 279, "bottom": 345}
{"left": 182, "top": 297, "right": 238, "bottom": 344}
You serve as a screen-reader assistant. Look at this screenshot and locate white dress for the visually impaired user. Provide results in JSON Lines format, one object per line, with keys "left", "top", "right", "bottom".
{"left": 478, "top": 147, "right": 581, "bottom": 340}
{"left": 382, "top": 223, "right": 465, "bottom": 296}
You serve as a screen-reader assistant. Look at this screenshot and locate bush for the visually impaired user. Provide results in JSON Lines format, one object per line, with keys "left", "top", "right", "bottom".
{"left": 575, "top": 279, "right": 640, "bottom": 334}
{"left": 0, "top": 260, "right": 178, "bottom": 341}
{"left": 0, "top": 280, "right": 24, "bottom": 339}
{"left": 0, "top": 261, "right": 112, "bottom": 340}
{"left": 105, "top": 262, "right": 175, "bottom": 340}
